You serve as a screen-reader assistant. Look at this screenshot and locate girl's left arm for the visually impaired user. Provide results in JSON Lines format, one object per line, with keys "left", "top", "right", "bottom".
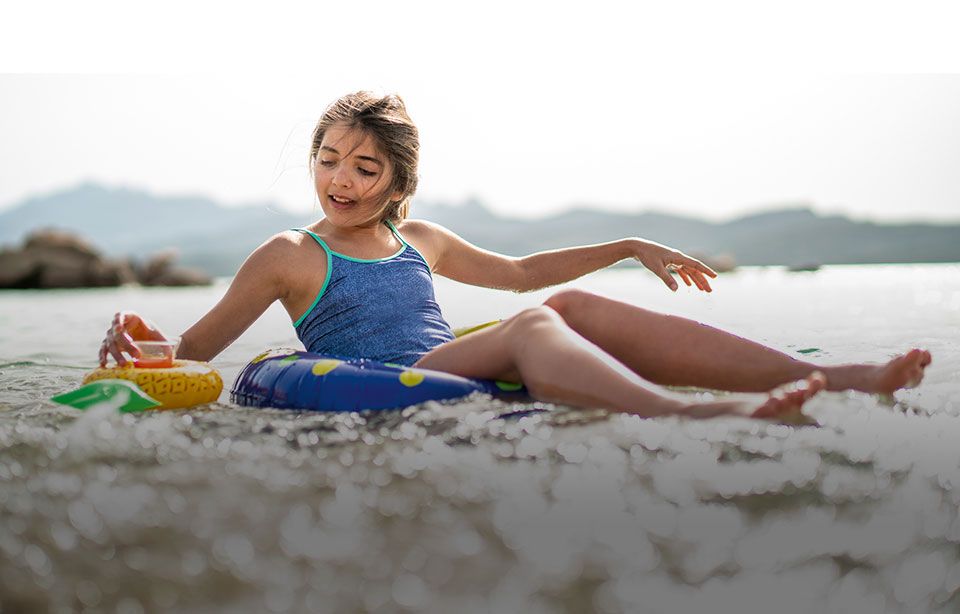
{"left": 415, "top": 221, "right": 717, "bottom": 293}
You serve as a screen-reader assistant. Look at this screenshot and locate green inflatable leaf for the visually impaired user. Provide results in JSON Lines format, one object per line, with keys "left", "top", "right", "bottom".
{"left": 51, "top": 379, "right": 161, "bottom": 413}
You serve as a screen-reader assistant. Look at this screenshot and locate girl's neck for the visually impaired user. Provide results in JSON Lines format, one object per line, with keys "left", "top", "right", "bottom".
{"left": 315, "top": 218, "right": 391, "bottom": 241}
{"left": 310, "top": 218, "right": 403, "bottom": 259}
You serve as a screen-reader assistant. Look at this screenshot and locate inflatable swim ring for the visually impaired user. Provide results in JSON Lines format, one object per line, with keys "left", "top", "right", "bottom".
{"left": 83, "top": 360, "right": 223, "bottom": 409}
{"left": 231, "top": 349, "right": 527, "bottom": 412}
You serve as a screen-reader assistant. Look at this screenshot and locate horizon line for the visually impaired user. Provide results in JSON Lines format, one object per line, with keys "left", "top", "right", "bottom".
{"left": 2, "top": 179, "right": 960, "bottom": 227}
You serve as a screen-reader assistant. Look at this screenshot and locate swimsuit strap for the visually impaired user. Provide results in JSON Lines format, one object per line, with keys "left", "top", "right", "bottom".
{"left": 385, "top": 220, "right": 409, "bottom": 247}
{"left": 291, "top": 228, "right": 333, "bottom": 328}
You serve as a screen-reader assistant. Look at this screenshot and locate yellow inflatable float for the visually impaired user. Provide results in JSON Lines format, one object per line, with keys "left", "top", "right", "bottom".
{"left": 83, "top": 360, "right": 223, "bottom": 409}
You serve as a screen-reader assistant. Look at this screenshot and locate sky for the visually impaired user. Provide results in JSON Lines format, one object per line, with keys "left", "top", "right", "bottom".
{"left": 2, "top": 1, "right": 959, "bottom": 223}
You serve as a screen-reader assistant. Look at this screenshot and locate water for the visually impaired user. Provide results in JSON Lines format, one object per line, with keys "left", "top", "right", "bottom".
{"left": 2, "top": 265, "right": 960, "bottom": 613}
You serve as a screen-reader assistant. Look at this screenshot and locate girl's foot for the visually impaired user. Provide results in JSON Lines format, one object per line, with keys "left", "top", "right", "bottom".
{"left": 825, "top": 349, "right": 932, "bottom": 394}
{"left": 680, "top": 372, "right": 827, "bottom": 421}
{"left": 749, "top": 371, "right": 827, "bottom": 419}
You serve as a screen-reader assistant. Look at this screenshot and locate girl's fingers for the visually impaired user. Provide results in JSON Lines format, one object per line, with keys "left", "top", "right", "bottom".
{"left": 101, "top": 312, "right": 151, "bottom": 366}
{"left": 665, "top": 262, "right": 715, "bottom": 293}
{"left": 691, "top": 270, "right": 712, "bottom": 292}
{"left": 118, "top": 331, "right": 141, "bottom": 358}
{"left": 667, "top": 256, "right": 717, "bottom": 292}
{"left": 686, "top": 257, "right": 718, "bottom": 278}
{"left": 674, "top": 256, "right": 717, "bottom": 279}
{"left": 121, "top": 312, "right": 168, "bottom": 342}
{"left": 120, "top": 312, "right": 146, "bottom": 336}
{"left": 100, "top": 312, "right": 131, "bottom": 366}
{"left": 674, "top": 264, "right": 712, "bottom": 293}
{"left": 108, "top": 343, "right": 127, "bottom": 366}
{"left": 655, "top": 267, "right": 678, "bottom": 291}
{"left": 677, "top": 266, "right": 704, "bottom": 291}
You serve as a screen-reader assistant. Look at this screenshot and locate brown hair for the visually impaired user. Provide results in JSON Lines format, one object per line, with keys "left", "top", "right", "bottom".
{"left": 309, "top": 92, "right": 419, "bottom": 223}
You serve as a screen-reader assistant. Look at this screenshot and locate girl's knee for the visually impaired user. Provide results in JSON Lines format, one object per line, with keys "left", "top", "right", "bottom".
{"left": 543, "top": 288, "right": 594, "bottom": 315}
{"left": 506, "top": 306, "right": 565, "bottom": 335}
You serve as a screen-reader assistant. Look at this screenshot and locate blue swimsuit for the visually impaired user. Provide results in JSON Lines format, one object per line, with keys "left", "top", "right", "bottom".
{"left": 292, "top": 221, "right": 455, "bottom": 366}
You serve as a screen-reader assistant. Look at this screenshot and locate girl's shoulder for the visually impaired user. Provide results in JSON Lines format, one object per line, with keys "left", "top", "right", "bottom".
{"left": 395, "top": 218, "right": 451, "bottom": 242}
{"left": 394, "top": 219, "right": 449, "bottom": 268}
{"left": 395, "top": 217, "right": 437, "bottom": 232}
{"left": 263, "top": 229, "right": 318, "bottom": 254}
{"left": 244, "top": 230, "right": 323, "bottom": 276}
{"left": 233, "top": 230, "right": 327, "bottom": 317}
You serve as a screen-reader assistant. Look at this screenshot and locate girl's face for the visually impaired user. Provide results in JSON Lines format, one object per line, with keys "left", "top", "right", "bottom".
{"left": 314, "top": 123, "right": 400, "bottom": 228}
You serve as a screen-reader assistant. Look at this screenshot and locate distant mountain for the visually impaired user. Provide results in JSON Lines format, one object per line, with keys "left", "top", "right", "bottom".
{"left": 0, "top": 183, "right": 315, "bottom": 276}
{"left": 1, "top": 183, "right": 958, "bottom": 275}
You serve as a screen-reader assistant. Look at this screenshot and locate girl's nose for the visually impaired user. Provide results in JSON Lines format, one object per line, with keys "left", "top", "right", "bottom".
{"left": 332, "top": 166, "right": 351, "bottom": 188}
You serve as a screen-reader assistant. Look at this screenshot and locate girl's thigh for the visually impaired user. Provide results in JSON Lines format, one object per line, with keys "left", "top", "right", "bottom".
{"left": 413, "top": 322, "right": 522, "bottom": 383}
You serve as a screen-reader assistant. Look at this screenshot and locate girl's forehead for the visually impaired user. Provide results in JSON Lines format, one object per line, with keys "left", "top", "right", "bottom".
{"left": 322, "top": 124, "right": 380, "bottom": 156}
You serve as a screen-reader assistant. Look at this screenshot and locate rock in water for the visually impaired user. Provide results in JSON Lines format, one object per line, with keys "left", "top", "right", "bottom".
{"left": 0, "top": 228, "right": 210, "bottom": 289}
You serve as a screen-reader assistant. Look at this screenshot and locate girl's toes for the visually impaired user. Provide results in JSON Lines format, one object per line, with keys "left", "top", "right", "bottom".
{"left": 789, "top": 389, "right": 810, "bottom": 406}
{"left": 751, "top": 401, "right": 778, "bottom": 419}
{"left": 751, "top": 373, "right": 824, "bottom": 420}
{"left": 908, "top": 368, "right": 924, "bottom": 388}
{"left": 807, "top": 371, "right": 827, "bottom": 393}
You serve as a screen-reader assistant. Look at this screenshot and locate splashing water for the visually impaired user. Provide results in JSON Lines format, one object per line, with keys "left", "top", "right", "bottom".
{"left": 2, "top": 265, "right": 960, "bottom": 612}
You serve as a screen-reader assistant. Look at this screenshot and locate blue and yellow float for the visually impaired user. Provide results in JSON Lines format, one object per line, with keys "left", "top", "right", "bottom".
{"left": 230, "top": 349, "right": 527, "bottom": 412}
{"left": 62, "top": 321, "right": 524, "bottom": 413}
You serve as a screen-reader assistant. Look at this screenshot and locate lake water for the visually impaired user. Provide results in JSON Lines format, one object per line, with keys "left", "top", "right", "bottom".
{"left": 2, "top": 264, "right": 960, "bottom": 613}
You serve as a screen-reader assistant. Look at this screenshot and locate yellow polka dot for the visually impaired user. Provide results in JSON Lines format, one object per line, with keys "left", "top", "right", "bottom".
{"left": 399, "top": 371, "right": 425, "bottom": 387}
{"left": 311, "top": 359, "right": 342, "bottom": 376}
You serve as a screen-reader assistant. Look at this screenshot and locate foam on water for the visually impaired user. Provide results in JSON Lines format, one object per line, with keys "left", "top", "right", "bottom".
{"left": 2, "top": 265, "right": 960, "bottom": 612}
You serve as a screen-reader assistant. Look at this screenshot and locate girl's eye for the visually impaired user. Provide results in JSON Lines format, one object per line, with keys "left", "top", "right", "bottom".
{"left": 358, "top": 167, "right": 377, "bottom": 177}
{"left": 319, "top": 159, "right": 335, "bottom": 167}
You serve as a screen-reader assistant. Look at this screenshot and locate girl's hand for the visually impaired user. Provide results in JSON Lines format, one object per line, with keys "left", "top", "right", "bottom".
{"left": 633, "top": 239, "right": 718, "bottom": 292}
{"left": 98, "top": 311, "right": 169, "bottom": 367}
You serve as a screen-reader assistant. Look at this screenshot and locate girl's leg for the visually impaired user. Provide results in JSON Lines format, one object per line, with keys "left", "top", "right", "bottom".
{"left": 414, "top": 306, "right": 824, "bottom": 419}
{"left": 543, "top": 289, "right": 931, "bottom": 394}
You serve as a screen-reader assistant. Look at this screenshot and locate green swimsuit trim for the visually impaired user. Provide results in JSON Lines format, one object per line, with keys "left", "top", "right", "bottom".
{"left": 291, "top": 222, "right": 414, "bottom": 327}
{"left": 292, "top": 229, "right": 334, "bottom": 328}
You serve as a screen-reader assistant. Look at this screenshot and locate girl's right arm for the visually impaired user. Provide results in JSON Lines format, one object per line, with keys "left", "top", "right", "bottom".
{"left": 99, "top": 234, "right": 298, "bottom": 366}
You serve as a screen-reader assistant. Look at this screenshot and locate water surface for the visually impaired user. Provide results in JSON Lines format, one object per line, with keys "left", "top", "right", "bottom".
{"left": 2, "top": 265, "right": 959, "bottom": 612}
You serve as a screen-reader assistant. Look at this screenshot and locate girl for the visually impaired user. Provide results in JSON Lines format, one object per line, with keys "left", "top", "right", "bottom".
{"left": 99, "top": 92, "right": 931, "bottom": 420}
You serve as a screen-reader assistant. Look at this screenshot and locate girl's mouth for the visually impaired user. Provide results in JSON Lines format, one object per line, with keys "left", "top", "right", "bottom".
{"left": 329, "top": 194, "right": 355, "bottom": 207}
